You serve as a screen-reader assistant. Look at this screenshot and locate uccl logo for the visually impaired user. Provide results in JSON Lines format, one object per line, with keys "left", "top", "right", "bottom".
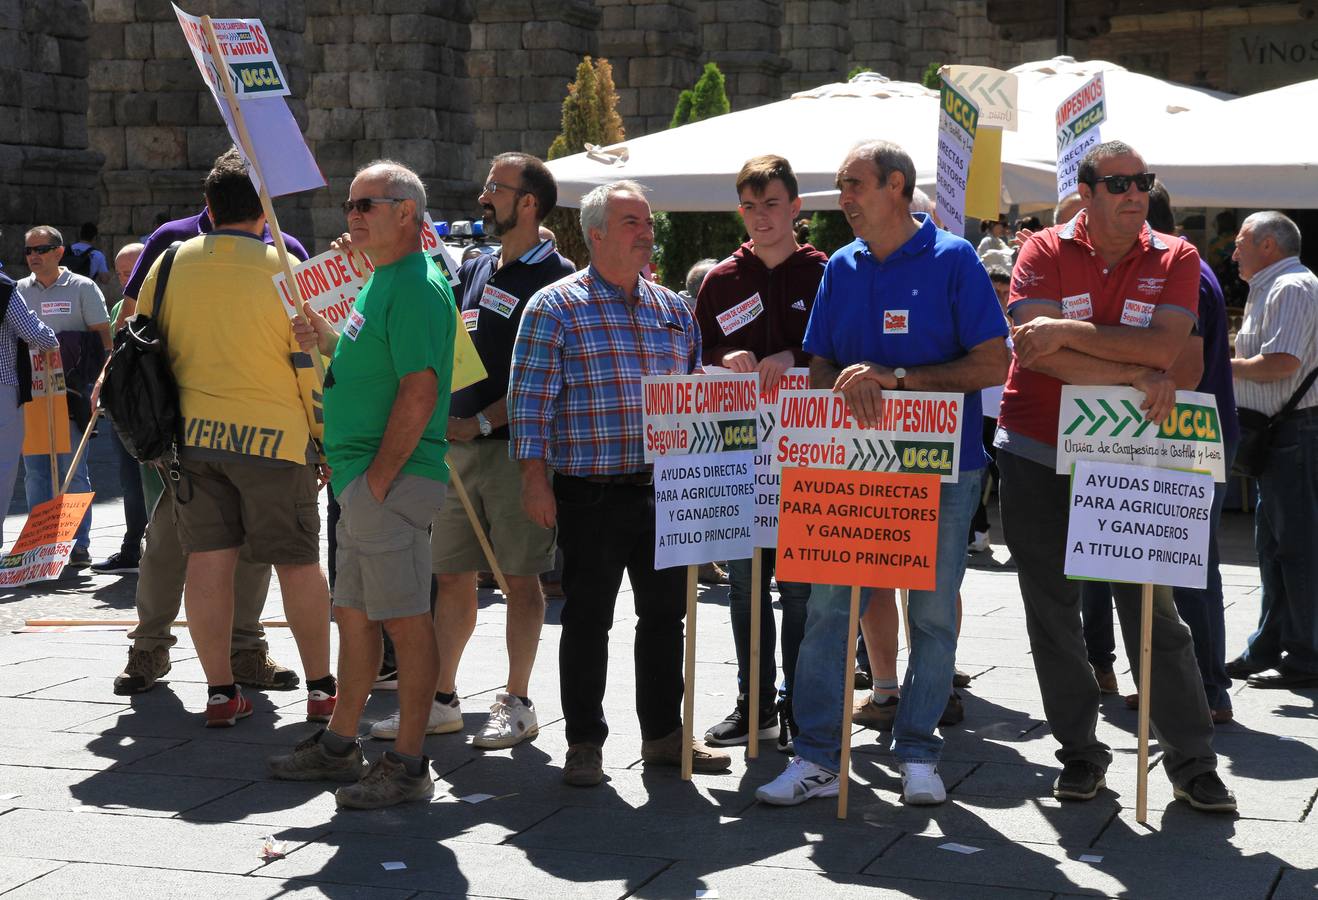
{"left": 883, "top": 310, "right": 909, "bottom": 334}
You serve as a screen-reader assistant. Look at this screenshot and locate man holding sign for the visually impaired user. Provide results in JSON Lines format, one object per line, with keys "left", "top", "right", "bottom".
{"left": 757, "top": 141, "right": 1009, "bottom": 807}
{"left": 996, "top": 140, "right": 1234, "bottom": 812}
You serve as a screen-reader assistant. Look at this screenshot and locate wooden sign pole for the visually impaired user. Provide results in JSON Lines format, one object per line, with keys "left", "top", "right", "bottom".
{"left": 838, "top": 584, "right": 862, "bottom": 819}
{"left": 682, "top": 563, "right": 699, "bottom": 780}
{"left": 747, "top": 548, "right": 763, "bottom": 758}
{"left": 1135, "top": 581, "right": 1154, "bottom": 823}
{"left": 43, "top": 352, "right": 59, "bottom": 494}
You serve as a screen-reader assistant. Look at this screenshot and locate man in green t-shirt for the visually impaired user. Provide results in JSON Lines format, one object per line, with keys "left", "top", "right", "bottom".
{"left": 271, "top": 160, "right": 456, "bottom": 810}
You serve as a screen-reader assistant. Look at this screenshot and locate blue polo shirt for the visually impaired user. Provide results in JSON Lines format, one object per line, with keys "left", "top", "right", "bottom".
{"left": 803, "top": 214, "right": 1009, "bottom": 472}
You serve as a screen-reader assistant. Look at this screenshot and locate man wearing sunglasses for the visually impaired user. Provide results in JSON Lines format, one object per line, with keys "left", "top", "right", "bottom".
{"left": 994, "top": 140, "right": 1235, "bottom": 813}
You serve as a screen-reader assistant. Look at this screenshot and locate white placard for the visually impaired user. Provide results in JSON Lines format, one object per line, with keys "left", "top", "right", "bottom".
{"left": 641, "top": 373, "right": 759, "bottom": 461}
{"left": 1056, "top": 387, "right": 1226, "bottom": 483}
{"left": 772, "top": 389, "right": 963, "bottom": 483}
{"left": 936, "top": 79, "right": 978, "bottom": 237}
{"left": 1055, "top": 72, "right": 1106, "bottom": 200}
{"left": 421, "top": 213, "right": 463, "bottom": 286}
{"left": 173, "top": 4, "right": 290, "bottom": 99}
{"left": 754, "top": 367, "right": 811, "bottom": 547}
{"left": 654, "top": 451, "right": 755, "bottom": 569}
{"left": 1065, "top": 460, "right": 1213, "bottom": 589}
{"left": 943, "top": 65, "right": 1018, "bottom": 131}
{"left": 272, "top": 246, "right": 374, "bottom": 329}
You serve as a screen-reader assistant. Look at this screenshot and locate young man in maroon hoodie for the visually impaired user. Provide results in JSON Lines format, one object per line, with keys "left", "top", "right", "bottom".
{"left": 694, "top": 155, "right": 828, "bottom": 751}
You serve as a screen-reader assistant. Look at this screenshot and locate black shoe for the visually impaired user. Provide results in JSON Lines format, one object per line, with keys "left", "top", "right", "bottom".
{"left": 1173, "top": 771, "right": 1237, "bottom": 813}
{"left": 67, "top": 547, "right": 92, "bottom": 569}
{"left": 703, "top": 696, "right": 779, "bottom": 747}
{"left": 939, "top": 692, "right": 965, "bottom": 727}
{"left": 853, "top": 668, "right": 872, "bottom": 691}
{"left": 1053, "top": 760, "right": 1106, "bottom": 801}
{"left": 373, "top": 662, "right": 399, "bottom": 691}
{"left": 91, "top": 551, "right": 140, "bottom": 575}
{"left": 1054, "top": 759, "right": 1107, "bottom": 801}
{"left": 775, "top": 700, "right": 798, "bottom": 754}
{"left": 1224, "top": 655, "right": 1274, "bottom": 679}
{"left": 1247, "top": 668, "right": 1318, "bottom": 690}
{"left": 952, "top": 668, "right": 971, "bottom": 689}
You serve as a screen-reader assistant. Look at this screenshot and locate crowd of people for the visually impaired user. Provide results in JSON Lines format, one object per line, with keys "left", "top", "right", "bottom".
{"left": 0, "top": 137, "right": 1314, "bottom": 814}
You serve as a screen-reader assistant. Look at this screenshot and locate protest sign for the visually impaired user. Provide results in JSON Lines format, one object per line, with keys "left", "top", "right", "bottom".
{"left": 942, "top": 65, "right": 1017, "bottom": 221}
{"left": 0, "top": 493, "right": 94, "bottom": 587}
{"left": 751, "top": 367, "right": 811, "bottom": 547}
{"left": 1056, "top": 386, "right": 1226, "bottom": 482}
{"left": 772, "top": 389, "right": 963, "bottom": 482}
{"left": 775, "top": 469, "right": 941, "bottom": 590}
{"left": 1064, "top": 459, "right": 1213, "bottom": 590}
{"left": 653, "top": 451, "right": 755, "bottom": 569}
{"left": 936, "top": 78, "right": 978, "bottom": 236}
{"left": 1056, "top": 72, "right": 1106, "bottom": 200}
{"left": 173, "top": 5, "right": 289, "bottom": 99}
{"left": 21, "top": 350, "right": 70, "bottom": 457}
{"left": 422, "top": 214, "right": 463, "bottom": 287}
{"left": 641, "top": 373, "right": 759, "bottom": 461}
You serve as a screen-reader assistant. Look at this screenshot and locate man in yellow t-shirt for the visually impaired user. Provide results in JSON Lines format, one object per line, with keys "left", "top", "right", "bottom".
{"left": 135, "top": 150, "right": 333, "bottom": 729}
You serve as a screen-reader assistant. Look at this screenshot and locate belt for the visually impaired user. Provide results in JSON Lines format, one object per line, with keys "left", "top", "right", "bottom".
{"left": 580, "top": 472, "right": 653, "bottom": 486}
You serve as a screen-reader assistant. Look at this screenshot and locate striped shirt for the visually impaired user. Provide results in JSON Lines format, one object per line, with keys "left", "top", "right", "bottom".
{"left": 509, "top": 265, "right": 701, "bottom": 476}
{"left": 1234, "top": 256, "right": 1318, "bottom": 416}
{"left": 0, "top": 277, "right": 60, "bottom": 388}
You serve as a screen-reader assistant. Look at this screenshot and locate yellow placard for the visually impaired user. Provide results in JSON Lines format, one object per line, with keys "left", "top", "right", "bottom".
{"left": 451, "top": 322, "right": 486, "bottom": 393}
{"left": 965, "top": 125, "right": 1002, "bottom": 222}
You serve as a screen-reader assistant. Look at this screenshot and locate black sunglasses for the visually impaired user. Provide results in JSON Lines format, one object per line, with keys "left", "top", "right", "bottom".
{"left": 24, "top": 243, "right": 61, "bottom": 256}
{"left": 342, "top": 197, "right": 407, "bottom": 215}
{"left": 1086, "top": 172, "right": 1157, "bottom": 195}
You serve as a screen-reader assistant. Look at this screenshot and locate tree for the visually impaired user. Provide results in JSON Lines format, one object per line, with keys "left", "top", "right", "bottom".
{"left": 921, "top": 61, "right": 942, "bottom": 90}
{"left": 807, "top": 211, "right": 854, "bottom": 257}
{"left": 545, "top": 57, "right": 625, "bottom": 268}
{"left": 652, "top": 62, "right": 744, "bottom": 289}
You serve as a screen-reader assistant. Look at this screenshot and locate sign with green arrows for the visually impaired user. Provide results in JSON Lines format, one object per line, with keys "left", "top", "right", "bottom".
{"left": 642, "top": 373, "right": 760, "bottom": 462}
{"left": 1056, "top": 386, "right": 1226, "bottom": 482}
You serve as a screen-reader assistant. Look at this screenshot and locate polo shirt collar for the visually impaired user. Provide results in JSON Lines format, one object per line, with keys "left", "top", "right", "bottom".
{"left": 517, "top": 239, "right": 555, "bottom": 265}
{"left": 26, "top": 267, "right": 73, "bottom": 291}
{"left": 1059, "top": 210, "right": 1169, "bottom": 252}
{"left": 853, "top": 214, "right": 937, "bottom": 264}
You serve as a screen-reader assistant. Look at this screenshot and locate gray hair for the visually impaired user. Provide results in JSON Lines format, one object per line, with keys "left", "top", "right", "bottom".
{"left": 846, "top": 140, "right": 916, "bottom": 201}
{"left": 25, "top": 225, "right": 63, "bottom": 245}
{"left": 1243, "top": 211, "right": 1301, "bottom": 257}
{"left": 685, "top": 258, "right": 719, "bottom": 297}
{"left": 579, "top": 179, "right": 647, "bottom": 247}
{"left": 910, "top": 188, "right": 935, "bottom": 216}
{"left": 356, "top": 159, "right": 426, "bottom": 226}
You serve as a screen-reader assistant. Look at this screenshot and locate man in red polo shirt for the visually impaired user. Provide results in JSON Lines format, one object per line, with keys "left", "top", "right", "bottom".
{"left": 994, "top": 140, "right": 1235, "bottom": 813}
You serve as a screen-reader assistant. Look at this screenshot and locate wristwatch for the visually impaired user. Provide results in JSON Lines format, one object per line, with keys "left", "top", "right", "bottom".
{"left": 893, "top": 367, "right": 908, "bottom": 390}
{"left": 476, "top": 412, "right": 492, "bottom": 437}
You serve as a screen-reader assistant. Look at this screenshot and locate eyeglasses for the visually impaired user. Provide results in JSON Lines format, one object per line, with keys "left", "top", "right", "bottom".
{"left": 342, "top": 197, "right": 407, "bottom": 215}
{"left": 1086, "top": 172, "right": 1157, "bottom": 195}
{"left": 24, "top": 243, "right": 60, "bottom": 256}
{"left": 483, "top": 181, "right": 528, "bottom": 197}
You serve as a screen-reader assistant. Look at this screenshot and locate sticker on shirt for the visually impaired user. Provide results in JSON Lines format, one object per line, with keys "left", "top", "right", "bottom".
{"left": 343, "top": 308, "right": 366, "bottom": 341}
{"left": 883, "top": 310, "right": 909, "bottom": 334}
{"left": 1120, "top": 298, "right": 1156, "bottom": 328}
{"left": 1061, "top": 292, "right": 1093, "bottom": 320}
{"left": 716, "top": 292, "right": 764, "bottom": 335}
{"left": 1135, "top": 276, "right": 1166, "bottom": 297}
{"left": 461, "top": 308, "right": 479, "bottom": 333}
{"left": 40, "top": 301, "right": 72, "bottom": 317}
{"left": 478, "top": 284, "right": 518, "bottom": 319}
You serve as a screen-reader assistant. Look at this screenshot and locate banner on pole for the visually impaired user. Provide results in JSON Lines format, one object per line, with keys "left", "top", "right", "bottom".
{"left": 654, "top": 451, "right": 755, "bottom": 569}
{"left": 22, "top": 350, "right": 70, "bottom": 457}
{"left": 174, "top": 5, "right": 290, "bottom": 99}
{"left": 772, "top": 389, "right": 963, "bottom": 482}
{"left": 1055, "top": 72, "right": 1106, "bottom": 201}
{"left": 1064, "top": 459, "right": 1213, "bottom": 589}
{"left": 775, "top": 469, "right": 940, "bottom": 589}
{"left": 641, "top": 373, "right": 759, "bottom": 461}
{"left": 936, "top": 78, "right": 978, "bottom": 236}
{"left": 0, "top": 493, "right": 94, "bottom": 587}
{"left": 1056, "top": 386, "right": 1226, "bottom": 482}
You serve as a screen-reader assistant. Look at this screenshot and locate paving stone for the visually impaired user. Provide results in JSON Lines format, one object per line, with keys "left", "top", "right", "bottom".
{"left": 66, "top": 696, "right": 328, "bottom": 747}
{"left": 1096, "top": 805, "right": 1318, "bottom": 869}
{"left": 0, "top": 730, "right": 182, "bottom": 771}
{"left": 0, "top": 765, "right": 244, "bottom": 817}
{"left": 0, "top": 855, "right": 64, "bottom": 894}
{"left": 0, "top": 862, "right": 408, "bottom": 898}
{"left": 1274, "top": 867, "right": 1318, "bottom": 900}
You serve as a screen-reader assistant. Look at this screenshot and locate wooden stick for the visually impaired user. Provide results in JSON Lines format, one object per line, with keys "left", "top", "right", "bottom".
{"left": 747, "top": 548, "right": 762, "bottom": 758}
{"left": 448, "top": 464, "right": 511, "bottom": 598}
{"left": 199, "top": 16, "right": 324, "bottom": 386}
{"left": 682, "top": 563, "right": 698, "bottom": 780}
{"left": 43, "top": 352, "right": 59, "bottom": 494}
{"left": 899, "top": 587, "right": 912, "bottom": 650}
{"left": 838, "top": 584, "right": 862, "bottom": 819}
{"left": 1136, "top": 581, "right": 1154, "bottom": 824}
{"left": 61, "top": 407, "right": 101, "bottom": 495}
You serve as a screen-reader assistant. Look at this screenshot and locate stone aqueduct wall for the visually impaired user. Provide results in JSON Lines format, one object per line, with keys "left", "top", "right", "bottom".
{"left": 1, "top": 0, "right": 1035, "bottom": 271}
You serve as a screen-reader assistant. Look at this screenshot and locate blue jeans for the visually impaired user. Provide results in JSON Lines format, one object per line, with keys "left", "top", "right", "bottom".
{"left": 111, "top": 428, "right": 147, "bottom": 559}
{"left": 794, "top": 475, "right": 980, "bottom": 770}
{"left": 728, "top": 551, "right": 810, "bottom": 707}
{"left": 22, "top": 421, "right": 92, "bottom": 552}
{"left": 1242, "top": 410, "right": 1318, "bottom": 673}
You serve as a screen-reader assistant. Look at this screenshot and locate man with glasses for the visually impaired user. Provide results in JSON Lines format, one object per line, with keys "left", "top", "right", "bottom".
{"left": 17, "top": 226, "right": 112, "bottom": 568}
{"left": 273, "top": 160, "right": 457, "bottom": 809}
{"left": 994, "top": 140, "right": 1235, "bottom": 812}
{"left": 368, "top": 152, "right": 574, "bottom": 750}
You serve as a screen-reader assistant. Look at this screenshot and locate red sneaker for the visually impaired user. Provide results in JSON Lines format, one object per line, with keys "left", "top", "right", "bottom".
{"left": 205, "top": 686, "right": 254, "bottom": 727}
{"left": 307, "top": 689, "right": 336, "bottom": 723}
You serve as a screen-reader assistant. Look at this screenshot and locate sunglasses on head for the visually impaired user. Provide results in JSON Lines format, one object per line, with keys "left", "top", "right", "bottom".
{"left": 23, "top": 243, "right": 60, "bottom": 256}
{"left": 1086, "top": 172, "right": 1157, "bottom": 195}
{"left": 341, "top": 197, "right": 406, "bottom": 215}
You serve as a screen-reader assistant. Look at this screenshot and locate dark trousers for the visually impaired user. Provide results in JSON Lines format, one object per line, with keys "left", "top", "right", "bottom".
{"left": 111, "top": 429, "right": 147, "bottom": 559}
{"left": 727, "top": 551, "right": 809, "bottom": 707}
{"left": 554, "top": 474, "right": 686, "bottom": 747}
{"left": 970, "top": 417, "right": 998, "bottom": 536}
{"left": 998, "top": 450, "right": 1216, "bottom": 786}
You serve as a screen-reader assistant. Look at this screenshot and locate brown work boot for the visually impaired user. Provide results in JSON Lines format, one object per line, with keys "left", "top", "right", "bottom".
{"left": 335, "top": 752, "right": 433, "bottom": 809}
{"left": 231, "top": 649, "right": 299, "bottom": 691}
{"left": 1093, "top": 666, "right": 1119, "bottom": 695}
{"left": 562, "top": 743, "right": 604, "bottom": 787}
{"left": 853, "top": 696, "right": 899, "bottom": 730}
{"left": 113, "top": 646, "right": 171, "bottom": 696}
{"left": 698, "top": 562, "right": 728, "bottom": 585}
{"left": 641, "top": 728, "right": 732, "bottom": 773}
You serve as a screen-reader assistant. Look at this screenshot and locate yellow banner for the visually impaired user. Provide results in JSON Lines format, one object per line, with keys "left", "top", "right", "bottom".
{"left": 965, "top": 126, "right": 1002, "bottom": 222}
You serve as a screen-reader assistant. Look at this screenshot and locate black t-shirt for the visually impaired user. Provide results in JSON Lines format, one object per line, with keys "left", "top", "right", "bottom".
{"left": 451, "top": 241, "right": 576, "bottom": 440}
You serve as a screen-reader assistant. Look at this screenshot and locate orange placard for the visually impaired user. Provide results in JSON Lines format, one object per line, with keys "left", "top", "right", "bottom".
{"left": 0, "top": 493, "right": 94, "bottom": 587}
{"left": 21, "top": 350, "right": 70, "bottom": 457}
{"left": 775, "top": 468, "right": 940, "bottom": 589}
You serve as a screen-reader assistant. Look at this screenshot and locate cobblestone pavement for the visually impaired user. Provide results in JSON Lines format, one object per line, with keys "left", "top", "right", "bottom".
{"left": 2, "top": 436, "right": 1315, "bottom": 898}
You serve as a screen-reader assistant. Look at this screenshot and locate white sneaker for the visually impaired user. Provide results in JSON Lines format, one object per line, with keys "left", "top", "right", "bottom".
{"left": 968, "top": 530, "right": 991, "bottom": 553}
{"left": 900, "top": 761, "right": 946, "bottom": 805}
{"left": 369, "top": 697, "right": 463, "bottom": 740}
{"left": 472, "top": 692, "right": 539, "bottom": 749}
{"left": 755, "top": 757, "right": 840, "bottom": 806}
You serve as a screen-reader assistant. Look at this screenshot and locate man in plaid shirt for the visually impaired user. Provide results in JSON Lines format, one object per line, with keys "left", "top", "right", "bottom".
{"left": 508, "top": 179, "right": 732, "bottom": 787}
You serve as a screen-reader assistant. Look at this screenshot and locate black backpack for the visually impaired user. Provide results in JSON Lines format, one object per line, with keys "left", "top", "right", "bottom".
{"left": 101, "top": 244, "right": 182, "bottom": 466}
{"left": 65, "top": 245, "right": 96, "bottom": 279}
